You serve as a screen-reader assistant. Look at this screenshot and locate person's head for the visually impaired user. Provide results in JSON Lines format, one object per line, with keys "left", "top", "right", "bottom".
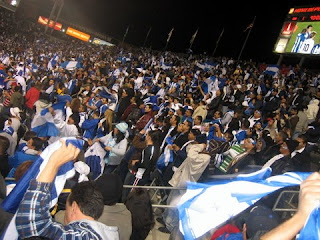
{"left": 27, "top": 137, "right": 43, "bottom": 151}
{"left": 255, "top": 138, "right": 266, "bottom": 152}
{"left": 186, "top": 109, "right": 193, "bottom": 117}
{"left": 195, "top": 134, "right": 207, "bottom": 145}
{"left": 70, "top": 98, "right": 81, "bottom": 113}
{"left": 144, "top": 104, "right": 153, "bottom": 113}
{"left": 79, "top": 104, "right": 87, "bottom": 113}
{"left": 146, "top": 130, "right": 160, "bottom": 144}
{"left": 241, "top": 119, "right": 250, "bottom": 130}
{"left": 213, "top": 110, "right": 222, "bottom": 119}
{"left": 280, "top": 139, "right": 299, "bottom": 156}
{"left": 95, "top": 173, "right": 123, "bottom": 206}
{"left": 253, "top": 110, "right": 261, "bottom": 119}
{"left": 188, "top": 129, "right": 201, "bottom": 140}
{"left": 14, "top": 160, "right": 33, "bottom": 182}
{"left": 194, "top": 115, "right": 202, "bottom": 125}
{"left": 245, "top": 205, "right": 281, "bottom": 239}
{"left": 296, "top": 134, "right": 307, "bottom": 150}
{"left": 65, "top": 181, "right": 104, "bottom": 224}
{"left": 224, "top": 132, "right": 234, "bottom": 142}
{"left": 0, "top": 136, "right": 10, "bottom": 155}
{"left": 170, "top": 115, "right": 180, "bottom": 126}
{"left": 307, "top": 24, "right": 313, "bottom": 32}
{"left": 23, "top": 131, "right": 37, "bottom": 141}
{"left": 242, "top": 138, "right": 256, "bottom": 150}
{"left": 275, "top": 131, "right": 288, "bottom": 145}
{"left": 291, "top": 107, "right": 298, "bottom": 115}
{"left": 68, "top": 114, "right": 80, "bottom": 126}
{"left": 130, "top": 96, "right": 137, "bottom": 104}
{"left": 182, "top": 120, "right": 192, "bottom": 133}
{"left": 125, "top": 189, "right": 155, "bottom": 240}
{"left": 177, "top": 107, "right": 185, "bottom": 116}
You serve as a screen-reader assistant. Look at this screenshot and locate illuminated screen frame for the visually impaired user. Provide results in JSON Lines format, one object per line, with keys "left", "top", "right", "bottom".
{"left": 37, "top": 16, "right": 62, "bottom": 31}
{"left": 274, "top": 5, "right": 320, "bottom": 55}
{"left": 66, "top": 27, "right": 90, "bottom": 42}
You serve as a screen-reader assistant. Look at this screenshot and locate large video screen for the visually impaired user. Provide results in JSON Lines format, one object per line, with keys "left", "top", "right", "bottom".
{"left": 286, "top": 22, "right": 320, "bottom": 54}
{"left": 274, "top": 6, "right": 320, "bottom": 55}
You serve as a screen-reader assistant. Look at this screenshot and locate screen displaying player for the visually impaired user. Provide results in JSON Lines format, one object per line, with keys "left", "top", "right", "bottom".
{"left": 284, "top": 22, "right": 320, "bottom": 54}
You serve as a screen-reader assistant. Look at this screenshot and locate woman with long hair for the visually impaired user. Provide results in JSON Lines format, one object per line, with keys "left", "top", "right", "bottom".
{"left": 100, "top": 122, "right": 129, "bottom": 173}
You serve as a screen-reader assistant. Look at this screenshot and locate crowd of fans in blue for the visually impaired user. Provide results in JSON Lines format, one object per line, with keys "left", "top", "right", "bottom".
{"left": 1, "top": 6, "right": 320, "bottom": 240}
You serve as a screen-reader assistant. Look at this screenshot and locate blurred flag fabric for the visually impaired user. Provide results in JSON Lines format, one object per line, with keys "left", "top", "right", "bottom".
{"left": 59, "top": 61, "right": 83, "bottom": 70}
{"left": 177, "top": 169, "right": 312, "bottom": 240}
{"left": 167, "top": 28, "right": 174, "bottom": 43}
{"left": 190, "top": 28, "right": 198, "bottom": 45}
{"left": 1, "top": 137, "right": 84, "bottom": 240}
{"left": 264, "top": 64, "right": 280, "bottom": 77}
{"left": 47, "top": 54, "right": 59, "bottom": 70}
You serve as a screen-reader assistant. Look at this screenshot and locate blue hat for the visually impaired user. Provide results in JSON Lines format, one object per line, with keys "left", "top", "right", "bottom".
{"left": 115, "top": 122, "right": 128, "bottom": 134}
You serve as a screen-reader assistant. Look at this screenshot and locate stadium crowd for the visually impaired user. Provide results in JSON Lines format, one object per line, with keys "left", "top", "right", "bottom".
{"left": 1, "top": 6, "right": 320, "bottom": 240}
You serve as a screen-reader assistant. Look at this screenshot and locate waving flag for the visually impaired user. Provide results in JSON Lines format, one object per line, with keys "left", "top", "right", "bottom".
{"left": 190, "top": 28, "right": 198, "bottom": 45}
{"left": 156, "top": 138, "right": 174, "bottom": 172}
{"left": 1, "top": 138, "right": 84, "bottom": 240}
{"left": 177, "top": 169, "right": 312, "bottom": 239}
{"left": 47, "top": 54, "right": 59, "bottom": 70}
{"left": 60, "top": 61, "right": 83, "bottom": 70}
{"left": 84, "top": 142, "right": 106, "bottom": 180}
{"left": 167, "top": 28, "right": 174, "bottom": 43}
{"left": 31, "top": 102, "right": 67, "bottom": 138}
{"left": 265, "top": 64, "right": 280, "bottom": 77}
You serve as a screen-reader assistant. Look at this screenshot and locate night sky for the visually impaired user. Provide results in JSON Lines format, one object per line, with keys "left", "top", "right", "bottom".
{"left": 36, "top": 0, "right": 320, "bottom": 65}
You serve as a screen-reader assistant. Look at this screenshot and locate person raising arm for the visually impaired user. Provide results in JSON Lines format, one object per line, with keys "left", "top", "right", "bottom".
{"left": 261, "top": 172, "right": 320, "bottom": 240}
{"left": 16, "top": 140, "right": 119, "bottom": 240}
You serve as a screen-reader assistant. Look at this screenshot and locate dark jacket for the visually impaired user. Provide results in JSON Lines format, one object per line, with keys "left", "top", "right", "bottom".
{"left": 270, "top": 155, "right": 294, "bottom": 176}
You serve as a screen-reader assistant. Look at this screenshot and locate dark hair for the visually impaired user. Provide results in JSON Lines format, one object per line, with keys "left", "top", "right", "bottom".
{"left": 0, "top": 135, "right": 10, "bottom": 155}
{"left": 190, "top": 128, "right": 201, "bottom": 137}
{"left": 14, "top": 160, "right": 33, "bottom": 181}
{"left": 125, "top": 189, "right": 155, "bottom": 240}
{"left": 67, "top": 181, "right": 104, "bottom": 220}
{"left": 23, "top": 131, "right": 37, "bottom": 141}
{"left": 31, "top": 137, "right": 43, "bottom": 151}
{"left": 195, "top": 115, "right": 203, "bottom": 122}
{"left": 242, "top": 119, "right": 250, "bottom": 129}
{"left": 278, "top": 131, "right": 289, "bottom": 141}
{"left": 147, "top": 130, "right": 161, "bottom": 144}
{"left": 178, "top": 107, "right": 186, "bottom": 115}
{"left": 297, "top": 134, "right": 307, "bottom": 145}
{"left": 113, "top": 130, "right": 125, "bottom": 144}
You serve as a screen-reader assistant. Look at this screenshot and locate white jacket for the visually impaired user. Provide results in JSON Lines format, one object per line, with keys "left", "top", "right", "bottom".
{"left": 306, "top": 99, "right": 319, "bottom": 121}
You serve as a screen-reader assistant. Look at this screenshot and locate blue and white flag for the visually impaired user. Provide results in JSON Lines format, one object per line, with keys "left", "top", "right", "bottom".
{"left": 177, "top": 169, "right": 312, "bottom": 239}
{"left": 47, "top": 54, "right": 59, "bottom": 70}
{"left": 60, "top": 61, "right": 83, "bottom": 70}
{"left": 156, "top": 138, "right": 174, "bottom": 172}
{"left": 196, "top": 61, "right": 217, "bottom": 71}
{"left": 84, "top": 142, "right": 106, "bottom": 180}
{"left": 31, "top": 102, "right": 67, "bottom": 138}
{"left": 1, "top": 138, "right": 84, "bottom": 240}
{"left": 265, "top": 64, "right": 280, "bottom": 77}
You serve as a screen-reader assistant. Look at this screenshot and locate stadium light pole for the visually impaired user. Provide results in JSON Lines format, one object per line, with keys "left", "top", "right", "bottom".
{"left": 45, "top": 0, "right": 58, "bottom": 33}
{"left": 237, "top": 16, "right": 256, "bottom": 61}
{"left": 50, "top": 0, "right": 64, "bottom": 34}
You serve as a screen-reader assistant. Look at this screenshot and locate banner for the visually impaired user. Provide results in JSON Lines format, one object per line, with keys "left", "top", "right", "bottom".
{"left": 66, "top": 27, "right": 90, "bottom": 42}
{"left": 93, "top": 38, "right": 115, "bottom": 46}
{"left": 37, "top": 16, "right": 62, "bottom": 31}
